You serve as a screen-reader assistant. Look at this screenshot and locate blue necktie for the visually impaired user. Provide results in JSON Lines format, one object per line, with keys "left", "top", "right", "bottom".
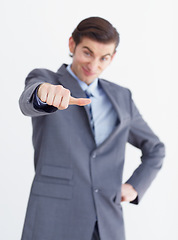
{"left": 85, "top": 89, "right": 95, "bottom": 135}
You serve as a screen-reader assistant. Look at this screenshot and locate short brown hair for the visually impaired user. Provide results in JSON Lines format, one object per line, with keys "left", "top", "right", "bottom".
{"left": 72, "top": 17, "right": 120, "bottom": 51}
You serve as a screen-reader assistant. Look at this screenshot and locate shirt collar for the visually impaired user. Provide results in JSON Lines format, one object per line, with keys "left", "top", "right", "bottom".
{"left": 66, "top": 64, "right": 99, "bottom": 97}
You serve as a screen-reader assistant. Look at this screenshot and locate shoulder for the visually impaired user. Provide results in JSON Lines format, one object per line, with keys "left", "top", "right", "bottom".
{"left": 99, "top": 78, "right": 132, "bottom": 97}
{"left": 26, "top": 68, "right": 57, "bottom": 79}
{"left": 25, "top": 68, "right": 60, "bottom": 85}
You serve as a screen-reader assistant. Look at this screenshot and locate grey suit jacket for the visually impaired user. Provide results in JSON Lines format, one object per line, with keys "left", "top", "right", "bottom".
{"left": 19, "top": 64, "right": 165, "bottom": 240}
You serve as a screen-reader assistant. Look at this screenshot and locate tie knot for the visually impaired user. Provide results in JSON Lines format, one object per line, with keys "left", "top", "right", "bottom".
{"left": 85, "top": 89, "right": 94, "bottom": 98}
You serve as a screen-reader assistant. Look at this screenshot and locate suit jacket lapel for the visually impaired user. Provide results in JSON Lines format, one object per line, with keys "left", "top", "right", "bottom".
{"left": 56, "top": 64, "right": 92, "bottom": 130}
{"left": 96, "top": 79, "right": 124, "bottom": 151}
{"left": 56, "top": 64, "right": 85, "bottom": 98}
{"left": 98, "top": 79, "right": 123, "bottom": 124}
{"left": 56, "top": 64, "right": 124, "bottom": 150}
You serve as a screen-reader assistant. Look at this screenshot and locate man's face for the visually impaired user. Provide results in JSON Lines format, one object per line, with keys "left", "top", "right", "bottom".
{"left": 69, "top": 37, "right": 116, "bottom": 85}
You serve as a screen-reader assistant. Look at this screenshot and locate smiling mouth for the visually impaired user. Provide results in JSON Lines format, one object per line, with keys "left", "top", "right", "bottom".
{"left": 82, "top": 67, "right": 96, "bottom": 76}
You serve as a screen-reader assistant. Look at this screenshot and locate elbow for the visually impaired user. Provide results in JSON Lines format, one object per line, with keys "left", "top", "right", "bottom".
{"left": 141, "top": 141, "right": 166, "bottom": 170}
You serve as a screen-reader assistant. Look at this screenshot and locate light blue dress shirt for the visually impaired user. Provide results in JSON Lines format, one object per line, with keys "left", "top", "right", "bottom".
{"left": 67, "top": 65, "right": 118, "bottom": 146}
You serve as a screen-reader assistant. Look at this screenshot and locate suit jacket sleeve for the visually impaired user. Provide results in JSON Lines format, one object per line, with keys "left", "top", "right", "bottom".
{"left": 126, "top": 91, "right": 165, "bottom": 204}
{"left": 19, "top": 69, "right": 58, "bottom": 117}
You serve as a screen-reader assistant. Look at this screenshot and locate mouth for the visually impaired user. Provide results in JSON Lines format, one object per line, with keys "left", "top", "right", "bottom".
{"left": 82, "top": 67, "right": 96, "bottom": 77}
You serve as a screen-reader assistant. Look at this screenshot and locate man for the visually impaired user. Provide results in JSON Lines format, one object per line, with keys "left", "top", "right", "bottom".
{"left": 19, "top": 17, "right": 165, "bottom": 240}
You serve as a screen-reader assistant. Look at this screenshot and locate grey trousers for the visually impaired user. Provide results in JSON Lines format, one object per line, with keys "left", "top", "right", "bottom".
{"left": 91, "top": 221, "right": 100, "bottom": 240}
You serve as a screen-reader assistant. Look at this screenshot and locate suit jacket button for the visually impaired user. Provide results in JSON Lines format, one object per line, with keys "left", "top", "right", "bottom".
{"left": 92, "top": 152, "right": 96, "bottom": 158}
{"left": 94, "top": 189, "right": 99, "bottom": 193}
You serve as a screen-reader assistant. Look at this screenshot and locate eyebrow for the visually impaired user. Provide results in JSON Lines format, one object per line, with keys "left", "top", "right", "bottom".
{"left": 82, "top": 46, "right": 112, "bottom": 57}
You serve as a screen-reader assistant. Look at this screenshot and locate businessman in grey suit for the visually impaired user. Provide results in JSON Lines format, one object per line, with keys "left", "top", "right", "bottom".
{"left": 19, "top": 17, "right": 165, "bottom": 240}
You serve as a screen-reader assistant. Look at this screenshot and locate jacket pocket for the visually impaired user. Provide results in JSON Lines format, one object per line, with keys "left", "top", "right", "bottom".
{"left": 113, "top": 190, "right": 121, "bottom": 205}
{"left": 40, "top": 165, "right": 73, "bottom": 180}
{"left": 32, "top": 165, "right": 73, "bottom": 199}
{"left": 32, "top": 181, "right": 72, "bottom": 199}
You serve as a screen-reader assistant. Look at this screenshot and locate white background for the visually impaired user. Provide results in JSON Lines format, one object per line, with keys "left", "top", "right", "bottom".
{"left": 0, "top": 0, "right": 177, "bottom": 239}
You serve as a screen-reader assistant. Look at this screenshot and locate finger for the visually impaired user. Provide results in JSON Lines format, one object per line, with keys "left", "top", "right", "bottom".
{"left": 37, "top": 86, "right": 48, "bottom": 103}
{"left": 57, "top": 96, "right": 69, "bottom": 110}
{"left": 52, "top": 94, "right": 62, "bottom": 108}
{"left": 121, "top": 196, "right": 129, "bottom": 202}
{"left": 58, "top": 91, "right": 70, "bottom": 110}
{"left": 46, "top": 91, "right": 55, "bottom": 105}
{"left": 69, "top": 96, "right": 91, "bottom": 106}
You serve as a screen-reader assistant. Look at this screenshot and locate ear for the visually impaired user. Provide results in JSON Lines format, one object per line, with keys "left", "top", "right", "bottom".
{"left": 69, "top": 37, "right": 76, "bottom": 54}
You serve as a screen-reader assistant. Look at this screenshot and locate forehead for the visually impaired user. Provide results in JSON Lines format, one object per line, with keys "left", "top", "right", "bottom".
{"left": 78, "top": 37, "right": 116, "bottom": 55}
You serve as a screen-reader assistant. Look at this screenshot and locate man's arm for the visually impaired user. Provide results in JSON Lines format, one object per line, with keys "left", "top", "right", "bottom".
{"left": 125, "top": 92, "right": 165, "bottom": 204}
{"left": 19, "top": 69, "right": 90, "bottom": 117}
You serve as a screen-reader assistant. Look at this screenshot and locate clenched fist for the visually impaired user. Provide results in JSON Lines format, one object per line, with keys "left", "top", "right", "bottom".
{"left": 37, "top": 83, "right": 91, "bottom": 110}
{"left": 121, "top": 183, "right": 138, "bottom": 202}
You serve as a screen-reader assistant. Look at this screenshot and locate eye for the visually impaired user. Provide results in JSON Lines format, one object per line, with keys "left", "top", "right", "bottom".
{"left": 101, "top": 56, "right": 109, "bottom": 62}
{"left": 84, "top": 51, "right": 91, "bottom": 57}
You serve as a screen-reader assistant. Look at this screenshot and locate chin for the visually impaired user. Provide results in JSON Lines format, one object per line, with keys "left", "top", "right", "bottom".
{"left": 84, "top": 79, "right": 94, "bottom": 85}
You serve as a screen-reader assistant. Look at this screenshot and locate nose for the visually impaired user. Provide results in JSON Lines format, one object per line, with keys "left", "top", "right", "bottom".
{"left": 87, "top": 59, "right": 100, "bottom": 73}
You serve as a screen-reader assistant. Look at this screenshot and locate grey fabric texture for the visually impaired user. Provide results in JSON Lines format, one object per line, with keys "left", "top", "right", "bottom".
{"left": 19, "top": 64, "right": 165, "bottom": 240}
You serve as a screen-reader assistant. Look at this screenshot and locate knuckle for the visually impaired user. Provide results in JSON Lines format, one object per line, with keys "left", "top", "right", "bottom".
{"left": 65, "top": 89, "right": 70, "bottom": 95}
{"left": 41, "top": 84, "right": 52, "bottom": 95}
{"left": 54, "top": 85, "right": 64, "bottom": 96}
{"left": 56, "top": 85, "right": 63, "bottom": 91}
{"left": 43, "top": 83, "right": 51, "bottom": 91}
{"left": 39, "top": 83, "right": 46, "bottom": 89}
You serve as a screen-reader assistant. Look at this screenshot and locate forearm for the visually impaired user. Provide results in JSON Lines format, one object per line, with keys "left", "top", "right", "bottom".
{"left": 126, "top": 92, "right": 165, "bottom": 204}
{"left": 19, "top": 81, "right": 50, "bottom": 117}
